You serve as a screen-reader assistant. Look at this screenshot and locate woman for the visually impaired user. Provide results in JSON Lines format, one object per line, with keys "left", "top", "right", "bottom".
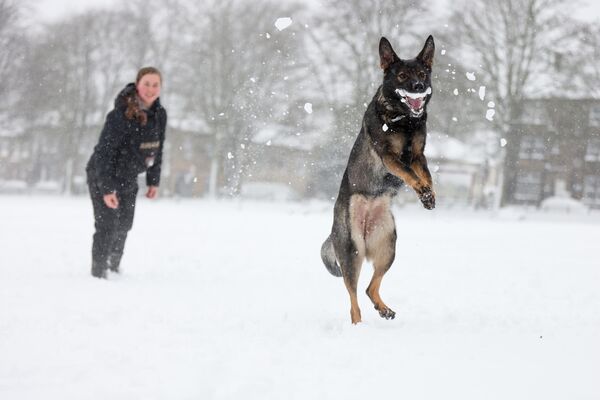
{"left": 86, "top": 67, "right": 167, "bottom": 278}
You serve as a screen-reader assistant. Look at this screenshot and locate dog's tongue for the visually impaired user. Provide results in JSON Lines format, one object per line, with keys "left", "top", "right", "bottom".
{"left": 407, "top": 97, "right": 423, "bottom": 110}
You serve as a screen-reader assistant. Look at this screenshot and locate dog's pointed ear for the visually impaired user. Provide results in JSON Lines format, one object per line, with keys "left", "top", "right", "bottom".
{"left": 379, "top": 37, "right": 398, "bottom": 71}
{"left": 417, "top": 35, "right": 435, "bottom": 70}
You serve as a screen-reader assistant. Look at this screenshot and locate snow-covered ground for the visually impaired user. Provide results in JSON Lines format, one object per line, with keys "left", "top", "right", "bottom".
{"left": 1, "top": 195, "right": 599, "bottom": 399}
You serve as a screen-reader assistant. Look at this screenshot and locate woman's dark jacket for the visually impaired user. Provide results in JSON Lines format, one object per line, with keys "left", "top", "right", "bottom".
{"left": 87, "top": 83, "right": 167, "bottom": 194}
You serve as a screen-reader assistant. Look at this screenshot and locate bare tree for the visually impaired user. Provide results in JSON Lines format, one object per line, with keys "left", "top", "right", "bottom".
{"left": 175, "top": 0, "right": 307, "bottom": 197}
{"left": 0, "top": 0, "right": 25, "bottom": 117}
{"left": 123, "top": 0, "right": 192, "bottom": 80}
{"left": 563, "top": 22, "right": 600, "bottom": 99}
{"left": 447, "top": 0, "right": 580, "bottom": 206}
{"left": 91, "top": 10, "right": 155, "bottom": 112}
{"left": 19, "top": 9, "right": 144, "bottom": 193}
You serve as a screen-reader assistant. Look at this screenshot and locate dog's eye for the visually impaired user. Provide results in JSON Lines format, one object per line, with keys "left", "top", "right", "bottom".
{"left": 418, "top": 71, "right": 426, "bottom": 80}
{"left": 398, "top": 72, "right": 408, "bottom": 81}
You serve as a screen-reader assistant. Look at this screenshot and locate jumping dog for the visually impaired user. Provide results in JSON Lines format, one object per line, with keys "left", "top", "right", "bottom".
{"left": 321, "top": 36, "right": 436, "bottom": 324}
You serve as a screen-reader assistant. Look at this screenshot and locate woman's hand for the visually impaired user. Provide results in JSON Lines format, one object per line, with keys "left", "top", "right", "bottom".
{"left": 146, "top": 186, "right": 158, "bottom": 199}
{"left": 103, "top": 193, "right": 119, "bottom": 209}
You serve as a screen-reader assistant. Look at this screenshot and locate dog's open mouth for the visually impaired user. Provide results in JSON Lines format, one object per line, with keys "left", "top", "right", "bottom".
{"left": 395, "top": 87, "right": 432, "bottom": 117}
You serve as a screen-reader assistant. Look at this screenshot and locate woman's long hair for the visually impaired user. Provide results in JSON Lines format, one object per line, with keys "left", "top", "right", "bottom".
{"left": 125, "top": 66, "right": 162, "bottom": 126}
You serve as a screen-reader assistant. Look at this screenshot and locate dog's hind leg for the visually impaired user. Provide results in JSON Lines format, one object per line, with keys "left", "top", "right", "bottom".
{"left": 341, "top": 251, "right": 364, "bottom": 324}
{"left": 366, "top": 212, "right": 397, "bottom": 320}
{"left": 334, "top": 232, "right": 365, "bottom": 324}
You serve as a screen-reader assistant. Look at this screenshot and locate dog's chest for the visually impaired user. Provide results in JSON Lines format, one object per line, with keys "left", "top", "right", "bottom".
{"left": 387, "top": 132, "right": 414, "bottom": 165}
{"left": 349, "top": 194, "right": 393, "bottom": 240}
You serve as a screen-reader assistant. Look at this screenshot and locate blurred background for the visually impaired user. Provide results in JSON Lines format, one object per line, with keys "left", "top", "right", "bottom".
{"left": 1, "top": 0, "right": 599, "bottom": 211}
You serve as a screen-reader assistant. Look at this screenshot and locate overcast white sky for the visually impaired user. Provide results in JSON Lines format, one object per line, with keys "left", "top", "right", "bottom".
{"left": 29, "top": 0, "right": 118, "bottom": 22}
{"left": 29, "top": 0, "right": 600, "bottom": 23}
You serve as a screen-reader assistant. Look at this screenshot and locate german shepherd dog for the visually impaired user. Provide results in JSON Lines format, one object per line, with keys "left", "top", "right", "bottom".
{"left": 321, "top": 36, "right": 436, "bottom": 324}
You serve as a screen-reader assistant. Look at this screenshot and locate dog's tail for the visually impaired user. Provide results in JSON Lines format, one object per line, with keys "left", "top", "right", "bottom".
{"left": 321, "top": 235, "right": 342, "bottom": 277}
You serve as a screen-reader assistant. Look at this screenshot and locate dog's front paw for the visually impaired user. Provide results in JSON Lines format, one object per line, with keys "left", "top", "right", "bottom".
{"left": 419, "top": 187, "right": 436, "bottom": 210}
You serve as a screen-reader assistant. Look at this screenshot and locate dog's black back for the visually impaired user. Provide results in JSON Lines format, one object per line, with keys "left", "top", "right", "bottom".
{"left": 321, "top": 36, "right": 436, "bottom": 324}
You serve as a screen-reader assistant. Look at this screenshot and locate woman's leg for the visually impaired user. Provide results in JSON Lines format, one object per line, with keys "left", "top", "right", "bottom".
{"left": 108, "top": 187, "right": 138, "bottom": 273}
{"left": 88, "top": 180, "right": 119, "bottom": 278}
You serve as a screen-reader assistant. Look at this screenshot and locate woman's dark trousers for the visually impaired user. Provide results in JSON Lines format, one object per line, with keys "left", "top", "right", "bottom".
{"left": 88, "top": 180, "right": 138, "bottom": 278}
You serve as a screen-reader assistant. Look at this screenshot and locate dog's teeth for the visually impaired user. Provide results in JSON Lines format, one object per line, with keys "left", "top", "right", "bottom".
{"left": 396, "top": 87, "right": 432, "bottom": 99}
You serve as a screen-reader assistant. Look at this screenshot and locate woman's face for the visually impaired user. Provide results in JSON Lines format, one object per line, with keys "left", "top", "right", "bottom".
{"left": 136, "top": 73, "right": 161, "bottom": 107}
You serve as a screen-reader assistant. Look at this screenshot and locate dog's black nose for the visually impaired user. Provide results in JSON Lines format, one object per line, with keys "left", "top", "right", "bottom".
{"left": 413, "top": 82, "right": 424, "bottom": 92}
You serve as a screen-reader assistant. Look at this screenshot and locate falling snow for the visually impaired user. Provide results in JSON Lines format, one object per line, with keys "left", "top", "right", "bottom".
{"left": 274, "top": 17, "right": 292, "bottom": 31}
{"left": 478, "top": 86, "right": 486, "bottom": 101}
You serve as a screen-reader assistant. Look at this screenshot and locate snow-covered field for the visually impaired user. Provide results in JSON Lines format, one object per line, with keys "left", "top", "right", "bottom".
{"left": 1, "top": 195, "right": 599, "bottom": 399}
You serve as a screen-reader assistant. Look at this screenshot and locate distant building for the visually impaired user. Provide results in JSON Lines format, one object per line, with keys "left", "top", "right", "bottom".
{"left": 502, "top": 98, "right": 600, "bottom": 208}
{"left": 425, "top": 131, "right": 499, "bottom": 207}
{"left": 162, "top": 118, "right": 212, "bottom": 197}
{"left": 244, "top": 124, "right": 322, "bottom": 199}
{"left": 0, "top": 118, "right": 66, "bottom": 193}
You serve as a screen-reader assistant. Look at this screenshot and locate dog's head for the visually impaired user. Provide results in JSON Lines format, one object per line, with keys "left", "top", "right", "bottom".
{"left": 379, "top": 35, "right": 434, "bottom": 118}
